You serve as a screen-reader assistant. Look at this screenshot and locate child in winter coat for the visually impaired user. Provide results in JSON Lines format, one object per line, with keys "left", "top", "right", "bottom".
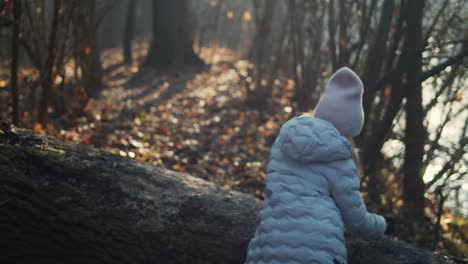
{"left": 245, "top": 67, "right": 387, "bottom": 264}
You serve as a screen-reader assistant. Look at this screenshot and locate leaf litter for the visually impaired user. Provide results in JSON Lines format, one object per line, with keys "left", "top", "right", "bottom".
{"left": 35, "top": 47, "right": 295, "bottom": 199}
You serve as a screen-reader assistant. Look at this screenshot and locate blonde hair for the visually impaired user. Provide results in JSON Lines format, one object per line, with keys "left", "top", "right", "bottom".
{"left": 349, "top": 139, "right": 364, "bottom": 181}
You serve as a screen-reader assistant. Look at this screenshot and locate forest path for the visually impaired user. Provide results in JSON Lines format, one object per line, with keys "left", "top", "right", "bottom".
{"left": 53, "top": 46, "right": 294, "bottom": 197}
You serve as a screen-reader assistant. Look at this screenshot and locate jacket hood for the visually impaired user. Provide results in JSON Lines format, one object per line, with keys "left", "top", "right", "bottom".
{"left": 277, "top": 115, "right": 353, "bottom": 163}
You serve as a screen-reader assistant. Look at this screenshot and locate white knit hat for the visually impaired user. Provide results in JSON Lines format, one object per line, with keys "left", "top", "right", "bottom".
{"left": 314, "top": 67, "right": 364, "bottom": 137}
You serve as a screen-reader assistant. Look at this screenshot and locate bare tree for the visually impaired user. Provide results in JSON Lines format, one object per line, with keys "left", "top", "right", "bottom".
{"left": 71, "top": 0, "right": 103, "bottom": 104}
{"left": 16, "top": 0, "right": 108, "bottom": 124}
{"left": 37, "top": 0, "right": 62, "bottom": 125}
{"left": 143, "top": 0, "right": 203, "bottom": 68}
{"left": 10, "top": 0, "right": 21, "bottom": 126}
{"left": 401, "top": 0, "right": 426, "bottom": 222}
{"left": 123, "top": 0, "right": 137, "bottom": 65}
{"left": 247, "top": 0, "right": 276, "bottom": 109}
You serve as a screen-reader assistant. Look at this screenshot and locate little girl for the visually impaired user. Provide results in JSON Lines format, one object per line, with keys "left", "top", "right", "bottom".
{"left": 245, "top": 68, "right": 386, "bottom": 264}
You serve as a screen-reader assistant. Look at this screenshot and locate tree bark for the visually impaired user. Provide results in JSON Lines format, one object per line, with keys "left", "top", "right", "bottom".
{"left": 248, "top": 0, "right": 276, "bottom": 109}
{"left": 72, "top": 0, "right": 103, "bottom": 100}
{"left": 358, "top": 0, "right": 395, "bottom": 202}
{"left": 123, "top": 0, "right": 137, "bottom": 65}
{"left": 0, "top": 128, "right": 454, "bottom": 264}
{"left": 10, "top": 0, "right": 21, "bottom": 126}
{"left": 143, "top": 0, "right": 203, "bottom": 68}
{"left": 0, "top": 128, "right": 258, "bottom": 264}
{"left": 38, "top": 0, "right": 61, "bottom": 125}
{"left": 327, "top": 0, "right": 338, "bottom": 71}
{"left": 359, "top": 0, "right": 394, "bottom": 145}
{"left": 401, "top": 0, "right": 426, "bottom": 221}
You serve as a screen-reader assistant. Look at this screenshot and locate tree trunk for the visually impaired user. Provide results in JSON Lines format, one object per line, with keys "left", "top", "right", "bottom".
{"left": 327, "top": 0, "right": 338, "bottom": 71}
{"left": 38, "top": 0, "right": 61, "bottom": 125}
{"left": 288, "top": 0, "right": 307, "bottom": 112}
{"left": 143, "top": 0, "right": 203, "bottom": 68}
{"left": 362, "top": 0, "right": 421, "bottom": 206}
{"left": 359, "top": 0, "right": 394, "bottom": 203}
{"left": 359, "top": 0, "right": 394, "bottom": 143}
{"left": 72, "top": 0, "right": 103, "bottom": 100}
{"left": 10, "top": 0, "right": 21, "bottom": 126}
{"left": 0, "top": 128, "right": 454, "bottom": 264}
{"left": 123, "top": 0, "right": 137, "bottom": 65}
{"left": 248, "top": 0, "right": 276, "bottom": 109}
{"left": 0, "top": 129, "right": 258, "bottom": 264}
{"left": 401, "top": 0, "right": 426, "bottom": 221}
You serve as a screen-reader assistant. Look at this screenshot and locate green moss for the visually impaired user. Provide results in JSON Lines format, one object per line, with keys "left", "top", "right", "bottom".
{"left": 30, "top": 144, "right": 66, "bottom": 162}
{"left": 22, "top": 144, "right": 88, "bottom": 172}
{"left": 0, "top": 143, "right": 67, "bottom": 166}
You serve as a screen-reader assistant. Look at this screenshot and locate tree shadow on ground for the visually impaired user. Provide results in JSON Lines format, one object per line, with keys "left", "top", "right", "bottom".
{"left": 89, "top": 65, "right": 205, "bottom": 147}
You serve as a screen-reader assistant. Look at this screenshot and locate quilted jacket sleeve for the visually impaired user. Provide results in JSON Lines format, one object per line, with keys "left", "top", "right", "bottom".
{"left": 329, "top": 160, "right": 386, "bottom": 238}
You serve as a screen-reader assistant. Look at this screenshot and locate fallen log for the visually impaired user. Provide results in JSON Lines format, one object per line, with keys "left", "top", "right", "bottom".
{"left": 0, "top": 128, "right": 455, "bottom": 264}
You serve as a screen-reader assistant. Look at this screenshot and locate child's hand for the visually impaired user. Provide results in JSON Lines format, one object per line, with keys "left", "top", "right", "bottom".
{"left": 384, "top": 216, "right": 395, "bottom": 235}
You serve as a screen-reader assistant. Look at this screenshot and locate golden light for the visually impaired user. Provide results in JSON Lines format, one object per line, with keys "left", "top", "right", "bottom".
{"left": 65, "top": 64, "right": 74, "bottom": 78}
{"left": 0, "top": 79, "right": 8, "bottom": 88}
{"left": 130, "top": 66, "right": 139, "bottom": 73}
{"left": 243, "top": 11, "right": 252, "bottom": 22}
{"left": 226, "top": 11, "right": 234, "bottom": 19}
{"left": 54, "top": 75, "right": 63, "bottom": 85}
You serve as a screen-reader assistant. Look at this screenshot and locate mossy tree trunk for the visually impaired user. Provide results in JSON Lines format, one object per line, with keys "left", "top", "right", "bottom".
{"left": 0, "top": 129, "right": 257, "bottom": 264}
{"left": 0, "top": 129, "right": 453, "bottom": 264}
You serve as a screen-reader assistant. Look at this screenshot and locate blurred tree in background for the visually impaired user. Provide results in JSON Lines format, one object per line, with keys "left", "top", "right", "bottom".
{"left": 122, "top": 0, "right": 136, "bottom": 65}
{"left": 143, "top": 0, "right": 203, "bottom": 68}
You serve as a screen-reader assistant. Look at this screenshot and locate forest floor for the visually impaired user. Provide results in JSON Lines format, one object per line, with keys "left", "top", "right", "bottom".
{"left": 27, "top": 45, "right": 295, "bottom": 199}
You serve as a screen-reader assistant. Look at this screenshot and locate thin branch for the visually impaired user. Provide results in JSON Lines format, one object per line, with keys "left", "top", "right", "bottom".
{"left": 426, "top": 117, "right": 468, "bottom": 189}
{"left": 327, "top": 0, "right": 337, "bottom": 71}
{"left": 423, "top": 103, "right": 467, "bottom": 168}
{"left": 351, "top": 0, "right": 377, "bottom": 68}
{"left": 423, "top": 67, "right": 459, "bottom": 116}
{"left": 375, "top": 47, "right": 468, "bottom": 94}
{"left": 432, "top": 186, "right": 446, "bottom": 251}
{"left": 424, "top": 0, "right": 450, "bottom": 42}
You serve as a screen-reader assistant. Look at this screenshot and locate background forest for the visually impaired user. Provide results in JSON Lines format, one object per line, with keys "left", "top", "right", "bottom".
{"left": 0, "top": 0, "right": 467, "bottom": 258}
